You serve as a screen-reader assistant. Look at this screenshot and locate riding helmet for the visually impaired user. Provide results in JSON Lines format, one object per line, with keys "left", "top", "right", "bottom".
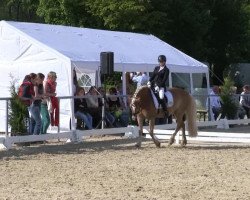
{"left": 158, "top": 55, "right": 166, "bottom": 62}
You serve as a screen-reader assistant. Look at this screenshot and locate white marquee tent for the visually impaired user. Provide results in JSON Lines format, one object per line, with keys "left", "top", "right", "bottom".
{"left": 0, "top": 20, "right": 209, "bottom": 130}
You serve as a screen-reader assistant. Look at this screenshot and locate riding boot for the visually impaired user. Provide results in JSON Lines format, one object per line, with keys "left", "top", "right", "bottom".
{"left": 160, "top": 99, "right": 168, "bottom": 116}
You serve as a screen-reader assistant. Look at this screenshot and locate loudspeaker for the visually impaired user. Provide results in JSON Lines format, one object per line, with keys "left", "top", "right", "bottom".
{"left": 100, "top": 52, "right": 114, "bottom": 75}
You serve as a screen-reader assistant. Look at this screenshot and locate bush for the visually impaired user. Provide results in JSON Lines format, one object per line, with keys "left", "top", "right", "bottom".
{"left": 8, "top": 78, "right": 29, "bottom": 135}
{"left": 220, "top": 77, "right": 238, "bottom": 119}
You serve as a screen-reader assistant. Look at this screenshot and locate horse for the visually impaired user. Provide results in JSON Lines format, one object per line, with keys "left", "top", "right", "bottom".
{"left": 130, "top": 86, "right": 198, "bottom": 147}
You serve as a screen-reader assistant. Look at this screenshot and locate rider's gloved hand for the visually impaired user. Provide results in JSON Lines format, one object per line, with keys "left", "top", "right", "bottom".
{"left": 155, "top": 85, "right": 159, "bottom": 92}
{"left": 147, "top": 81, "right": 151, "bottom": 88}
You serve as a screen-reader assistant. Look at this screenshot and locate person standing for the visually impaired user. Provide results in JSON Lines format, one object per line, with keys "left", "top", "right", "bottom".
{"left": 19, "top": 73, "right": 36, "bottom": 134}
{"left": 44, "top": 71, "right": 59, "bottom": 127}
{"left": 30, "top": 73, "right": 44, "bottom": 135}
{"left": 240, "top": 85, "right": 250, "bottom": 118}
{"left": 40, "top": 75, "right": 51, "bottom": 134}
{"left": 148, "top": 55, "right": 169, "bottom": 111}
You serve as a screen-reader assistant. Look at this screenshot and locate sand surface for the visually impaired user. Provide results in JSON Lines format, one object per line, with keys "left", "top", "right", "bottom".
{"left": 0, "top": 126, "right": 250, "bottom": 200}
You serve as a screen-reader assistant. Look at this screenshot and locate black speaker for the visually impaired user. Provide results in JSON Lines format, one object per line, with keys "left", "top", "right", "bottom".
{"left": 100, "top": 52, "right": 114, "bottom": 75}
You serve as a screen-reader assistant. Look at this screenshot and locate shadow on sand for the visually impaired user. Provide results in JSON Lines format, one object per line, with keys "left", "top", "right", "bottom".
{"left": 1, "top": 136, "right": 250, "bottom": 160}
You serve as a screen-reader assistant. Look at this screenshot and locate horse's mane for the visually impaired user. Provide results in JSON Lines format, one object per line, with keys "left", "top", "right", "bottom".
{"left": 133, "top": 86, "right": 149, "bottom": 99}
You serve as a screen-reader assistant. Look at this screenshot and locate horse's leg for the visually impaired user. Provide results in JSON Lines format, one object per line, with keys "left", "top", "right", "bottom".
{"left": 149, "top": 118, "right": 161, "bottom": 148}
{"left": 169, "top": 115, "right": 184, "bottom": 146}
{"left": 181, "top": 119, "right": 187, "bottom": 147}
{"left": 135, "top": 114, "right": 144, "bottom": 148}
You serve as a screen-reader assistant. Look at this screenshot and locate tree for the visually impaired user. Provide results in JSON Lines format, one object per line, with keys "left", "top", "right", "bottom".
{"left": 1, "top": 0, "right": 41, "bottom": 22}
{"left": 204, "top": 0, "right": 250, "bottom": 85}
{"left": 37, "top": 0, "right": 100, "bottom": 27}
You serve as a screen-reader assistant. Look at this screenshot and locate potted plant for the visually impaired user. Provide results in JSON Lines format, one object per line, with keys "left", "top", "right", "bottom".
{"left": 220, "top": 77, "right": 238, "bottom": 120}
{"left": 8, "top": 77, "right": 29, "bottom": 135}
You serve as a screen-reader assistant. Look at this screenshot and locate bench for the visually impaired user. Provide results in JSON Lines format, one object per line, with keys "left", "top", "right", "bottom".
{"left": 197, "top": 110, "right": 208, "bottom": 121}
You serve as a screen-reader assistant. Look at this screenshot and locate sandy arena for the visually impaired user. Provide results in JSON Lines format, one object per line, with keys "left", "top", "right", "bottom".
{"left": 0, "top": 126, "right": 250, "bottom": 200}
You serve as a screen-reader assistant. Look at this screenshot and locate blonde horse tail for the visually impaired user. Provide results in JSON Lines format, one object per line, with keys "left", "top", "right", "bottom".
{"left": 186, "top": 95, "right": 198, "bottom": 137}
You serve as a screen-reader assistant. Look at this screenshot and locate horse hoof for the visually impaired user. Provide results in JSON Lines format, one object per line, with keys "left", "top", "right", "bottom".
{"left": 181, "top": 140, "right": 187, "bottom": 147}
{"left": 156, "top": 142, "right": 161, "bottom": 148}
{"left": 168, "top": 139, "right": 175, "bottom": 146}
{"left": 135, "top": 143, "right": 141, "bottom": 148}
{"left": 181, "top": 143, "right": 186, "bottom": 147}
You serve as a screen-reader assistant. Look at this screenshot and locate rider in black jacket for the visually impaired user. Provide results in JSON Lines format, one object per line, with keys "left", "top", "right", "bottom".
{"left": 148, "top": 55, "right": 169, "bottom": 111}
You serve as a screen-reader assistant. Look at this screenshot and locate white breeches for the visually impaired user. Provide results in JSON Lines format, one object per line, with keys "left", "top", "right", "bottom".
{"left": 159, "top": 88, "right": 164, "bottom": 99}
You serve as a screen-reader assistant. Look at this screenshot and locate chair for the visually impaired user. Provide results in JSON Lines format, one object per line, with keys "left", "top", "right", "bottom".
{"left": 197, "top": 109, "right": 208, "bottom": 121}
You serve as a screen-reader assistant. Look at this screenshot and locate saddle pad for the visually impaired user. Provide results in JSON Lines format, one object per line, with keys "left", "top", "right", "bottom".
{"left": 150, "top": 90, "right": 174, "bottom": 109}
{"left": 165, "top": 91, "right": 174, "bottom": 107}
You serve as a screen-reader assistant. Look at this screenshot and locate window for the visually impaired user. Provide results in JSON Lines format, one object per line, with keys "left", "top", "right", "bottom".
{"left": 171, "top": 73, "right": 191, "bottom": 92}
{"left": 192, "top": 73, "right": 208, "bottom": 110}
{"left": 77, "top": 74, "right": 92, "bottom": 92}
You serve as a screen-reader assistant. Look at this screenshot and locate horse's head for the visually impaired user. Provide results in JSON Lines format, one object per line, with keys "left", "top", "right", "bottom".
{"left": 130, "top": 97, "right": 141, "bottom": 116}
{"left": 130, "top": 86, "right": 150, "bottom": 116}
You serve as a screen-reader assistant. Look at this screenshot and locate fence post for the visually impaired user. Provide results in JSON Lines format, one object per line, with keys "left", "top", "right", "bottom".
{"left": 57, "top": 98, "right": 60, "bottom": 133}
{"left": 5, "top": 100, "right": 8, "bottom": 137}
{"left": 101, "top": 97, "right": 105, "bottom": 129}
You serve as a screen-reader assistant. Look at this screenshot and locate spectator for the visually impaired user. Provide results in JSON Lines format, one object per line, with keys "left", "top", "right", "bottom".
{"left": 30, "top": 73, "right": 44, "bottom": 135}
{"left": 107, "top": 87, "right": 129, "bottom": 127}
{"left": 130, "top": 72, "right": 149, "bottom": 88}
{"left": 240, "top": 85, "right": 250, "bottom": 118}
{"left": 74, "top": 87, "right": 93, "bottom": 130}
{"left": 19, "top": 73, "right": 36, "bottom": 134}
{"left": 40, "top": 75, "right": 51, "bottom": 134}
{"left": 45, "top": 71, "right": 59, "bottom": 127}
{"left": 97, "top": 87, "right": 116, "bottom": 127}
{"left": 208, "top": 85, "right": 224, "bottom": 120}
{"left": 229, "top": 86, "right": 245, "bottom": 119}
{"left": 85, "top": 86, "right": 102, "bottom": 127}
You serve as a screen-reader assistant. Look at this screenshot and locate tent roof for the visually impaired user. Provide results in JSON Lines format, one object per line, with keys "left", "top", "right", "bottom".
{"left": 0, "top": 20, "right": 208, "bottom": 73}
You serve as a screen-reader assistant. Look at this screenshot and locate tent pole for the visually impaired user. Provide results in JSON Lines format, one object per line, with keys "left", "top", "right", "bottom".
{"left": 190, "top": 73, "right": 194, "bottom": 94}
{"left": 122, "top": 70, "right": 127, "bottom": 107}
{"left": 206, "top": 71, "right": 212, "bottom": 120}
{"left": 169, "top": 72, "right": 172, "bottom": 88}
{"left": 70, "top": 62, "right": 77, "bottom": 142}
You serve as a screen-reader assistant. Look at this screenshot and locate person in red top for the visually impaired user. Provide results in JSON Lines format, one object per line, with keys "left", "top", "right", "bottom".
{"left": 44, "top": 71, "right": 59, "bottom": 127}
{"left": 19, "top": 73, "right": 37, "bottom": 134}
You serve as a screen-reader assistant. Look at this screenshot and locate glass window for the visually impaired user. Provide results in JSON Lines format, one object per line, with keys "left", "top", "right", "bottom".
{"left": 77, "top": 73, "right": 92, "bottom": 92}
{"left": 171, "top": 73, "right": 191, "bottom": 93}
{"left": 192, "top": 73, "right": 208, "bottom": 110}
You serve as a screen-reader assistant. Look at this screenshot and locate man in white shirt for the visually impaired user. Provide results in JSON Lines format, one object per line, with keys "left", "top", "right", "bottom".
{"left": 130, "top": 72, "right": 149, "bottom": 88}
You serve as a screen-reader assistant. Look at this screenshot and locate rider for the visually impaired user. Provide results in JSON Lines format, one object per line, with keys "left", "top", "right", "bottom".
{"left": 148, "top": 55, "right": 169, "bottom": 112}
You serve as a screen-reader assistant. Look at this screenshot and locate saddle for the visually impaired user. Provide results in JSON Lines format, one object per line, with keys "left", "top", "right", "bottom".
{"left": 150, "top": 89, "right": 174, "bottom": 110}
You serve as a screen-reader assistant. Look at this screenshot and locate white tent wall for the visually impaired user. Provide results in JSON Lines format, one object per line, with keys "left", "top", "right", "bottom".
{"left": 0, "top": 21, "right": 74, "bottom": 131}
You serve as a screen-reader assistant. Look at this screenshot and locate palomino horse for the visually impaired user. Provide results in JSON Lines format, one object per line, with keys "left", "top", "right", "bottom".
{"left": 130, "top": 86, "right": 198, "bottom": 147}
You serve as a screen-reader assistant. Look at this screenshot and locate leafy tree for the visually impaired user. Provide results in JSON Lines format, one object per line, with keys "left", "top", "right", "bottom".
{"left": 204, "top": 0, "right": 250, "bottom": 85}
{"left": 1, "top": 0, "right": 41, "bottom": 22}
{"left": 37, "top": 0, "right": 100, "bottom": 27}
